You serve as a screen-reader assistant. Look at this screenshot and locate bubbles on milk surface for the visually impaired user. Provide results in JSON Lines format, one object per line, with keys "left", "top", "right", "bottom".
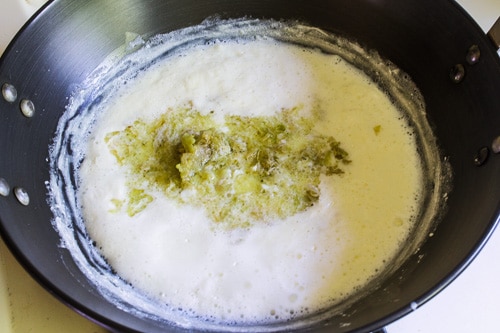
{"left": 47, "top": 18, "right": 444, "bottom": 331}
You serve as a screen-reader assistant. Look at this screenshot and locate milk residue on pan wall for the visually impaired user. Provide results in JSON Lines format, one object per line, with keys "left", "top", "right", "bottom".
{"left": 48, "top": 18, "right": 449, "bottom": 332}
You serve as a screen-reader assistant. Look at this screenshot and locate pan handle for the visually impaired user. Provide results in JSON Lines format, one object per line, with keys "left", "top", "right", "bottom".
{"left": 487, "top": 17, "right": 500, "bottom": 50}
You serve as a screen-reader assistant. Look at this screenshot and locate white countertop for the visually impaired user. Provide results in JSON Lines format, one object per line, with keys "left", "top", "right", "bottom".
{"left": 1, "top": 1, "right": 499, "bottom": 332}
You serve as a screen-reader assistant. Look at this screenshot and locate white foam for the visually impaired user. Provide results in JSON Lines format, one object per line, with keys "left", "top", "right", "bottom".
{"left": 48, "top": 18, "right": 447, "bottom": 331}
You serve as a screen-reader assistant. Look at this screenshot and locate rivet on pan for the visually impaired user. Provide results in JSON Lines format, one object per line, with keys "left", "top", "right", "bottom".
{"left": 466, "top": 45, "right": 481, "bottom": 65}
{"left": 0, "top": 178, "right": 10, "bottom": 197}
{"left": 473, "top": 146, "right": 489, "bottom": 166}
{"left": 20, "top": 99, "right": 35, "bottom": 118}
{"left": 14, "top": 187, "right": 30, "bottom": 206}
{"left": 1, "top": 83, "right": 18, "bottom": 103}
{"left": 492, "top": 136, "right": 500, "bottom": 154}
{"left": 449, "top": 64, "right": 465, "bottom": 83}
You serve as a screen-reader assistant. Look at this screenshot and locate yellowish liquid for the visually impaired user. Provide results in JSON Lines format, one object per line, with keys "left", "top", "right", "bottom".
{"left": 79, "top": 39, "right": 422, "bottom": 324}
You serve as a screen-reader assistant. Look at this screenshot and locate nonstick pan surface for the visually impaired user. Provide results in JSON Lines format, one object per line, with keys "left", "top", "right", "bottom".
{"left": 0, "top": 0, "right": 499, "bottom": 332}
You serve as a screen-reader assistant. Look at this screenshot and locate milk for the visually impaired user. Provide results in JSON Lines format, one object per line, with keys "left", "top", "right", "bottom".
{"left": 78, "top": 39, "right": 422, "bottom": 324}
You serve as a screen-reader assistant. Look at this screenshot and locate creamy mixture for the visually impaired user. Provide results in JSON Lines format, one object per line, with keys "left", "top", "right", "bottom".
{"left": 79, "top": 39, "right": 421, "bottom": 324}
{"left": 48, "top": 19, "right": 447, "bottom": 331}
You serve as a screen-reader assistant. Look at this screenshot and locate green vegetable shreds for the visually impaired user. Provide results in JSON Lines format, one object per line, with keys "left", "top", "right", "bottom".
{"left": 104, "top": 104, "right": 351, "bottom": 229}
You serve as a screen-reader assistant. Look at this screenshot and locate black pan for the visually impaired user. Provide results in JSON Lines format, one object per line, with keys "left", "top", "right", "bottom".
{"left": 0, "top": 0, "right": 499, "bottom": 332}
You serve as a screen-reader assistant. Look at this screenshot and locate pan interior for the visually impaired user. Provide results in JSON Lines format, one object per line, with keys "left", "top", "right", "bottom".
{"left": 48, "top": 18, "right": 449, "bottom": 332}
